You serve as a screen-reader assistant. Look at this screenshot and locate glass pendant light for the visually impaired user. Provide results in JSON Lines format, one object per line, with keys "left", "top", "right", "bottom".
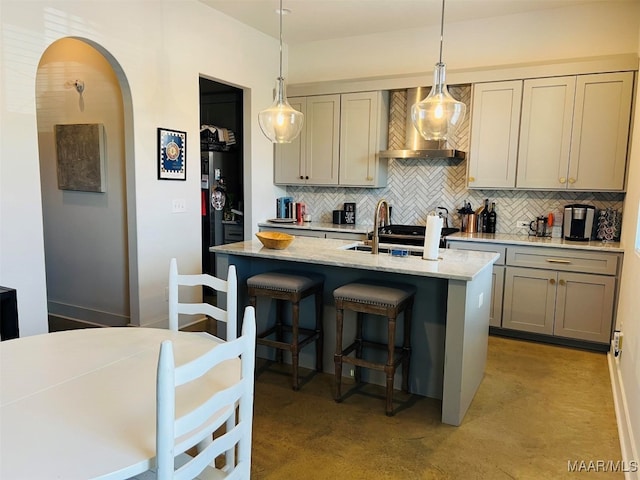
{"left": 258, "top": 0, "right": 304, "bottom": 143}
{"left": 411, "top": 0, "right": 466, "bottom": 141}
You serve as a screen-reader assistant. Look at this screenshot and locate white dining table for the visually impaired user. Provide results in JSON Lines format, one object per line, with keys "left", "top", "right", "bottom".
{"left": 0, "top": 327, "right": 238, "bottom": 480}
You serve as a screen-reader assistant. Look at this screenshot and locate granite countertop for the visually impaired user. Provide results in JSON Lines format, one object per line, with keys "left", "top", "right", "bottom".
{"left": 446, "top": 232, "right": 624, "bottom": 253}
{"left": 211, "top": 236, "right": 498, "bottom": 282}
{"left": 258, "top": 221, "right": 372, "bottom": 235}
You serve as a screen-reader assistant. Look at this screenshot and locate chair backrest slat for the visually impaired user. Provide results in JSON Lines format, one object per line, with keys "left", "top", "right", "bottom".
{"left": 168, "top": 258, "right": 237, "bottom": 339}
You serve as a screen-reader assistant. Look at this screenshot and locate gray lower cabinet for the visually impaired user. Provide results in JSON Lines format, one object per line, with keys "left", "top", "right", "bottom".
{"left": 447, "top": 241, "right": 505, "bottom": 327}
{"left": 490, "top": 265, "right": 505, "bottom": 328}
{"left": 503, "top": 266, "right": 616, "bottom": 343}
{"left": 503, "top": 246, "right": 620, "bottom": 344}
{"left": 554, "top": 272, "right": 616, "bottom": 343}
{"left": 449, "top": 240, "right": 621, "bottom": 346}
{"left": 502, "top": 267, "right": 556, "bottom": 335}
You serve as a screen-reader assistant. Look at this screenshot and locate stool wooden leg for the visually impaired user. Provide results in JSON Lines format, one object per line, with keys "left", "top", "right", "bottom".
{"left": 315, "top": 290, "right": 323, "bottom": 372}
{"left": 402, "top": 301, "right": 413, "bottom": 393}
{"left": 249, "top": 295, "right": 258, "bottom": 354}
{"left": 385, "top": 314, "right": 397, "bottom": 416}
{"left": 334, "top": 306, "right": 344, "bottom": 402}
{"left": 355, "top": 312, "right": 364, "bottom": 384}
{"left": 291, "top": 300, "right": 300, "bottom": 391}
{"left": 275, "top": 299, "right": 284, "bottom": 364}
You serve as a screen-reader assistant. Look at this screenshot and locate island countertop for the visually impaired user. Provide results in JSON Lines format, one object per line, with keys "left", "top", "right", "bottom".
{"left": 211, "top": 236, "right": 498, "bottom": 282}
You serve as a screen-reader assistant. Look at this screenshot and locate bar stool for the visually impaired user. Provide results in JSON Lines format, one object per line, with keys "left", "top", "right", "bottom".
{"left": 247, "top": 271, "right": 324, "bottom": 391}
{"left": 333, "top": 281, "right": 416, "bottom": 415}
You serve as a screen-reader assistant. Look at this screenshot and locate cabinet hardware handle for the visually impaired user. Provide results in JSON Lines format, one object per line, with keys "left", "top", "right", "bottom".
{"left": 366, "top": 176, "right": 373, "bottom": 181}
{"left": 568, "top": 178, "right": 576, "bottom": 184}
{"left": 299, "top": 175, "right": 304, "bottom": 179}
{"left": 559, "top": 279, "right": 566, "bottom": 286}
{"left": 469, "top": 176, "right": 475, "bottom": 182}
{"left": 559, "top": 177, "right": 567, "bottom": 184}
{"left": 549, "top": 278, "right": 556, "bottom": 285}
{"left": 305, "top": 176, "right": 309, "bottom": 180}
{"left": 546, "top": 258, "right": 571, "bottom": 264}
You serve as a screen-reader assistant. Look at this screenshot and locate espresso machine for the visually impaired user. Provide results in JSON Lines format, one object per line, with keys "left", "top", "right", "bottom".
{"left": 563, "top": 204, "right": 595, "bottom": 241}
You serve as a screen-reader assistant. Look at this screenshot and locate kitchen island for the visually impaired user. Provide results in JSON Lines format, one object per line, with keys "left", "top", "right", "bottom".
{"left": 211, "top": 236, "right": 498, "bottom": 426}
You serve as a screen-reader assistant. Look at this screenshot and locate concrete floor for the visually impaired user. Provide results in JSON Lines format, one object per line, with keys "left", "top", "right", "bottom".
{"left": 250, "top": 335, "right": 622, "bottom": 479}
{"left": 48, "top": 316, "right": 622, "bottom": 478}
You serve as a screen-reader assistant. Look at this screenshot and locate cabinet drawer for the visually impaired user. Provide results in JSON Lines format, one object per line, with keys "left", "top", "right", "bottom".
{"left": 447, "top": 241, "right": 506, "bottom": 266}
{"left": 506, "top": 246, "right": 619, "bottom": 275}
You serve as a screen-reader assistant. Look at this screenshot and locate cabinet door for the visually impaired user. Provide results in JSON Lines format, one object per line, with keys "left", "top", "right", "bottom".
{"left": 568, "top": 72, "right": 633, "bottom": 191}
{"left": 274, "top": 97, "right": 306, "bottom": 185}
{"left": 467, "top": 81, "right": 522, "bottom": 189}
{"left": 503, "top": 267, "right": 556, "bottom": 335}
{"left": 338, "top": 91, "right": 388, "bottom": 187}
{"left": 517, "top": 76, "right": 576, "bottom": 189}
{"left": 305, "top": 94, "right": 340, "bottom": 185}
{"left": 554, "top": 272, "right": 615, "bottom": 343}
{"left": 490, "top": 265, "right": 505, "bottom": 327}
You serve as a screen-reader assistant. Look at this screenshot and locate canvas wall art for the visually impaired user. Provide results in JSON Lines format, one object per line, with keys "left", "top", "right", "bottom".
{"left": 55, "top": 123, "right": 106, "bottom": 192}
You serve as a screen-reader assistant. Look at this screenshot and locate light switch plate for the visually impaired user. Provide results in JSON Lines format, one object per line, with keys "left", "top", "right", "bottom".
{"left": 172, "top": 198, "right": 186, "bottom": 213}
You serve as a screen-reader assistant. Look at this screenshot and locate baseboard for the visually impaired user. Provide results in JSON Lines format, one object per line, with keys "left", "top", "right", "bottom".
{"left": 48, "top": 315, "right": 106, "bottom": 331}
{"left": 50, "top": 313, "right": 217, "bottom": 335}
{"left": 608, "top": 352, "right": 640, "bottom": 480}
{"left": 48, "top": 300, "right": 130, "bottom": 327}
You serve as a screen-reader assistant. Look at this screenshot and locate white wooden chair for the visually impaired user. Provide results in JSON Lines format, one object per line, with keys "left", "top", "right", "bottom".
{"left": 169, "top": 258, "right": 237, "bottom": 339}
{"left": 130, "top": 306, "right": 256, "bottom": 480}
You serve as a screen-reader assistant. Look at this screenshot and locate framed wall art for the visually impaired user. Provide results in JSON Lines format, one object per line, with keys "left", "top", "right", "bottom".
{"left": 158, "top": 127, "right": 186, "bottom": 180}
{"left": 55, "top": 123, "right": 106, "bottom": 192}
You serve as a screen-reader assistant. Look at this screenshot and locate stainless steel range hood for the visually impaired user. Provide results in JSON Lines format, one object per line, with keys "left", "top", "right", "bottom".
{"left": 379, "top": 87, "right": 466, "bottom": 160}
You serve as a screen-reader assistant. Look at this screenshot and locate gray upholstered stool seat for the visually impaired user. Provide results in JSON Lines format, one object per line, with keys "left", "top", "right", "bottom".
{"left": 247, "top": 272, "right": 322, "bottom": 294}
{"left": 248, "top": 271, "right": 324, "bottom": 391}
{"left": 333, "top": 281, "right": 416, "bottom": 416}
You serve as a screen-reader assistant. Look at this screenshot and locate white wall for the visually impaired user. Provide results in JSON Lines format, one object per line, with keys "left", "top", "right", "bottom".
{"left": 290, "top": 2, "right": 639, "bottom": 85}
{"left": 609, "top": 42, "right": 640, "bottom": 479}
{"left": 0, "top": 0, "right": 283, "bottom": 333}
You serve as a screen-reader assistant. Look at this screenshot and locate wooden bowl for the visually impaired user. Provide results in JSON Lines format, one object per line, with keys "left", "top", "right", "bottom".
{"left": 255, "top": 231, "right": 295, "bottom": 250}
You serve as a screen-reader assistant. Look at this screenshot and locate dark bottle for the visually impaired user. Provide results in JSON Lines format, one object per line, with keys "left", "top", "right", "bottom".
{"left": 487, "top": 202, "right": 497, "bottom": 234}
{"left": 480, "top": 198, "right": 489, "bottom": 233}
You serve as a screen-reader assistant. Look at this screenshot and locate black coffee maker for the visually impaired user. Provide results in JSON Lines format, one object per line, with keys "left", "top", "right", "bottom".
{"left": 563, "top": 204, "right": 595, "bottom": 241}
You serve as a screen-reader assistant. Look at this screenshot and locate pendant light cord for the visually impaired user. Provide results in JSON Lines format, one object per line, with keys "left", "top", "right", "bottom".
{"left": 438, "top": 0, "right": 445, "bottom": 64}
{"left": 279, "top": 0, "right": 283, "bottom": 79}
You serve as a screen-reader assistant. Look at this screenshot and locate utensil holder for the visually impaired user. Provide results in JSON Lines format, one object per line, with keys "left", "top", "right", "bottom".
{"left": 461, "top": 213, "right": 477, "bottom": 233}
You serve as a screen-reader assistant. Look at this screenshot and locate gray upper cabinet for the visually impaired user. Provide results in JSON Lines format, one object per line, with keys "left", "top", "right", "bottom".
{"left": 274, "top": 95, "right": 341, "bottom": 186}
{"left": 467, "top": 80, "right": 523, "bottom": 189}
{"left": 516, "top": 76, "right": 576, "bottom": 189}
{"left": 567, "top": 72, "right": 633, "bottom": 191}
{"left": 468, "top": 71, "right": 634, "bottom": 191}
{"left": 275, "top": 91, "right": 388, "bottom": 188}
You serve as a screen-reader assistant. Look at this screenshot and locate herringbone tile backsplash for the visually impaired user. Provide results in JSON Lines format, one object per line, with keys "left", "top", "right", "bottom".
{"left": 286, "top": 88, "right": 624, "bottom": 233}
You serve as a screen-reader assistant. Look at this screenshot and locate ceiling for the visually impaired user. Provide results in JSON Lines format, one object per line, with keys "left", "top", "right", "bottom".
{"left": 199, "top": 0, "right": 605, "bottom": 44}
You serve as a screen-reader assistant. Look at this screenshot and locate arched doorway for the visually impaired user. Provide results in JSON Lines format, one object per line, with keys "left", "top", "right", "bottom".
{"left": 36, "top": 37, "right": 138, "bottom": 329}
